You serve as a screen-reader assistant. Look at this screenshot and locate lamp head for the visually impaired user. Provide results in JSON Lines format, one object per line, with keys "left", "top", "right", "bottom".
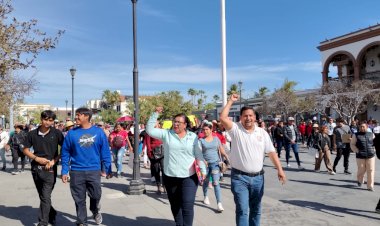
{"left": 70, "top": 67, "right": 76, "bottom": 77}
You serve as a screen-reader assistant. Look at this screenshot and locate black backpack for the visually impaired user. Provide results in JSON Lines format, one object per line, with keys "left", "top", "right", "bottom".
{"left": 152, "top": 145, "right": 164, "bottom": 159}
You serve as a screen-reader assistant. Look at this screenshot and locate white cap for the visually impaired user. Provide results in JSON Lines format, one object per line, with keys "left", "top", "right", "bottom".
{"left": 288, "top": 117, "right": 295, "bottom": 121}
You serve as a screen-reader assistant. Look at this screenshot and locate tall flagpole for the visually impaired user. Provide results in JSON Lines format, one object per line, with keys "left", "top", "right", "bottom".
{"left": 221, "top": 0, "right": 227, "bottom": 106}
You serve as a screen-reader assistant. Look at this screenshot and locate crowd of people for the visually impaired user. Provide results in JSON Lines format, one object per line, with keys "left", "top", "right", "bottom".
{"left": 1, "top": 94, "right": 380, "bottom": 225}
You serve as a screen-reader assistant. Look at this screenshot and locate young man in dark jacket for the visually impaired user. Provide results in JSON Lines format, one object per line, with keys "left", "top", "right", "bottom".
{"left": 283, "top": 117, "right": 304, "bottom": 169}
{"left": 274, "top": 121, "right": 285, "bottom": 158}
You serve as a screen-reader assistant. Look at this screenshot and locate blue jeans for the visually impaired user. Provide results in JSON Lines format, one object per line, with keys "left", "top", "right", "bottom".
{"left": 285, "top": 143, "right": 301, "bottom": 165}
{"left": 203, "top": 162, "right": 222, "bottom": 203}
{"left": 163, "top": 173, "right": 198, "bottom": 226}
{"left": 231, "top": 170, "right": 264, "bottom": 226}
{"left": 70, "top": 170, "right": 101, "bottom": 225}
{"left": 112, "top": 147, "right": 126, "bottom": 174}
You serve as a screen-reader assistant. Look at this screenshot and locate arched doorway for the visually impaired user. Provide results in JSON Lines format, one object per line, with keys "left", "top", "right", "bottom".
{"left": 356, "top": 42, "right": 380, "bottom": 82}
{"left": 322, "top": 51, "right": 357, "bottom": 84}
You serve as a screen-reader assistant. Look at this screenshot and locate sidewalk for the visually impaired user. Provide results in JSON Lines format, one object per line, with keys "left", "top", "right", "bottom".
{"left": 0, "top": 147, "right": 379, "bottom": 226}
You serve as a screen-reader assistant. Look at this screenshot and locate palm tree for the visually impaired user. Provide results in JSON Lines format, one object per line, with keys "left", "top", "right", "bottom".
{"left": 102, "top": 89, "right": 121, "bottom": 109}
{"left": 255, "top": 86, "right": 270, "bottom": 98}
{"left": 187, "top": 88, "right": 197, "bottom": 105}
{"left": 281, "top": 79, "right": 297, "bottom": 92}
{"left": 197, "top": 98, "right": 204, "bottom": 110}
{"left": 197, "top": 90, "right": 205, "bottom": 108}
{"left": 213, "top": 94, "right": 220, "bottom": 103}
{"left": 227, "top": 84, "right": 238, "bottom": 96}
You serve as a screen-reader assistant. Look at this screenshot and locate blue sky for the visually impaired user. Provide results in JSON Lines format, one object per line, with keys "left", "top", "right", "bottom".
{"left": 10, "top": 0, "right": 380, "bottom": 108}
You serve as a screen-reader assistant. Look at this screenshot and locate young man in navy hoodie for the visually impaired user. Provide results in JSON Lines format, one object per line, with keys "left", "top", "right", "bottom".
{"left": 61, "top": 108, "right": 112, "bottom": 226}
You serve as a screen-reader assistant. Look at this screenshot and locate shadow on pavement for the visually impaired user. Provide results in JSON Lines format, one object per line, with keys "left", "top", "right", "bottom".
{"left": 289, "top": 179, "right": 361, "bottom": 190}
{"left": 330, "top": 178, "right": 380, "bottom": 186}
{"left": 280, "top": 200, "right": 380, "bottom": 221}
{"left": 0, "top": 205, "right": 75, "bottom": 226}
{"left": 101, "top": 214, "right": 175, "bottom": 226}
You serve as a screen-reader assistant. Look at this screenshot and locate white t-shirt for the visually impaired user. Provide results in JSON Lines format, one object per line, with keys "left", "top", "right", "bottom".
{"left": 327, "top": 123, "right": 336, "bottom": 136}
{"left": 227, "top": 122, "right": 275, "bottom": 173}
{"left": 0, "top": 131, "right": 9, "bottom": 149}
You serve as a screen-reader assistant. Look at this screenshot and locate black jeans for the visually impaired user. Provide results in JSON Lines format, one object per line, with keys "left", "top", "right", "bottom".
{"left": 150, "top": 157, "right": 164, "bottom": 186}
{"left": 12, "top": 149, "right": 25, "bottom": 170}
{"left": 31, "top": 165, "right": 57, "bottom": 226}
{"left": 333, "top": 147, "right": 350, "bottom": 171}
{"left": 70, "top": 170, "right": 101, "bottom": 225}
{"left": 163, "top": 173, "right": 198, "bottom": 226}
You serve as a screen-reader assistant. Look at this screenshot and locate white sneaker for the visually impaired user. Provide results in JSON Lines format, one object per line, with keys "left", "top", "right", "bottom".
{"left": 93, "top": 212, "right": 102, "bottom": 225}
{"left": 203, "top": 196, "right": 210, "bottom": 205}
{"left": 286, "top": 164, "right": 291, "bottom": 168}
{"left": 329, "top": 171, "right": 336, "bottom": 175}
{"left": 217, "top": 202, "right": 224, "bottom": 212}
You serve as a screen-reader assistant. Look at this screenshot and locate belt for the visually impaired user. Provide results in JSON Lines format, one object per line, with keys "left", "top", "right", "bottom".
{"left": 232, "top": 168, "right": 264, "bottom": 177}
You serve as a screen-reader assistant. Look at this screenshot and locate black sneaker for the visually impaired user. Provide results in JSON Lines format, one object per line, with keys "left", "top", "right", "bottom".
{"left": 357, "top": 182, "right": 362, "bottom": 187}
{"left": 376, "top": 207, "right": 380, "bottom": 213}
{"left": 344, "top": 170, "right": 352, "bottom": 175}
{"left": 1, "top": 166, "right": 5, "bottom": 171}
{"left": 49, "top": 209, "right": 57, "bottom": 225}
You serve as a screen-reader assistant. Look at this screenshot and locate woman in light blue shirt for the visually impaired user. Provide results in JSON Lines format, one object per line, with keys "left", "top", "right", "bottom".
{"left": 146, "top": 107, "right": 206, "bottom": 226}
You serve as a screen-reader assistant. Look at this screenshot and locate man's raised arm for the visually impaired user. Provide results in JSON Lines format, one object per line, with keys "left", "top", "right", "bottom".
{"left": 219, "top": 94, "right": 239, "bottom": 131}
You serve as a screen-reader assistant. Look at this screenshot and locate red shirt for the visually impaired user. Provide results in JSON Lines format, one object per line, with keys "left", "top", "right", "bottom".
{"left": 298, "top": 124, "right": 306, "bottom": 135}
{"left": 305, "top": 125, "right": 313, "bottom": 136}
{"left": 109, "top": 130, "right": 128, "bottom": 149}
{"left": 144, "top": 133, "right": 163, "bottom": 159}
{"left": 198, "top": 131, "right": 226, "bottom": 144}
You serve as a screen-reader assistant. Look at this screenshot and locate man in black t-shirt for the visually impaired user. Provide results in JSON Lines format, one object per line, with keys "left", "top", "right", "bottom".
{"left": 23, "top": 110, "right": 64, "bottom": 226}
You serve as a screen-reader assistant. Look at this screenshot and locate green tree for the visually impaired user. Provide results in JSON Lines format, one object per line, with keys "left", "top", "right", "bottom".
{"left": 187, "top": 88, "right": 197, "bottom": 105}
{"left": 227, "top": 84, "right": 238, "bottom": 96}
{"left": 212, "top": 94, "right": 220, "bottom": 103}
{"left": 126, "top": 91, "right": 195, "bottom": 124}
{"left": 101, "top": 90, "right": 121, "bottom": 109}
{"left": 267, "top": 79, "right": 298, "bottom": 119}
{"left": 197, "top": 98, "right": 204, "bottom": 110}
{"left": 204, "top": 103, "right": 215, "bottom": 111}
{"left": 99, "top": 109, "right": 121, "bottom": 124}
{"left": 254, "top": 86, "right": 270, "bottom": 98}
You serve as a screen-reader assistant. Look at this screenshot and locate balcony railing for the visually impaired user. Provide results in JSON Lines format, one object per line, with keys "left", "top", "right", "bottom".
{"left": 361, "top": 70, "right": 380, "bottom": 81}
{"left": 327, "top": 75, "right": 354, "bottom": 84}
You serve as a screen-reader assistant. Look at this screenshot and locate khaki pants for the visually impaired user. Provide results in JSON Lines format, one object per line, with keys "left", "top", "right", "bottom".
{"left": 315, "top": 146, "right": 333, "bottom": 172}
{"left": 356, "top": 157, "right": 376, "bottom": 189}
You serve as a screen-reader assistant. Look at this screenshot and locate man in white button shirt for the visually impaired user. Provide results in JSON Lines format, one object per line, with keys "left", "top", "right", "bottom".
{"left": 220, "top": 94, "right": 286, "bottom": 226}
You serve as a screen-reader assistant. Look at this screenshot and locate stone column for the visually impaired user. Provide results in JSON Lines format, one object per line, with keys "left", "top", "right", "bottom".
{"left": 322, "top": 70, "right": 328, "bottom": 84}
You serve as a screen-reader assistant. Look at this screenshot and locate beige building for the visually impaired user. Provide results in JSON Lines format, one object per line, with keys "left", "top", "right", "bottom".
{"left": 318, "top": 24, "right": 380, "bottom": 120}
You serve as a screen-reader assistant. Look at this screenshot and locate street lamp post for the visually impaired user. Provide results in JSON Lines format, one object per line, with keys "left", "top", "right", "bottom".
{"left": 70, "top": 67, "right": 76, "bottom": 121}
{"left": 65, "top": 99, "right": 68, "bottom": 118}
{"left": 128, "top": 0, "right": 145, "bottom": 195}
{"left": 238, "top": 80, "right": 243, "bottom": 110}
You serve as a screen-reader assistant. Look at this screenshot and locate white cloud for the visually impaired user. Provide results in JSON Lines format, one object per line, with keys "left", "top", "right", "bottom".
{"left": 25, "top": 60, "right": 322, "bottom": 107}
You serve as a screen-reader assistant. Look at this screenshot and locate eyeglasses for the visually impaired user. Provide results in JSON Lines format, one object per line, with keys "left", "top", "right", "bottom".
{"left": 173, "top": 121, "right": 185, "bottom": 125}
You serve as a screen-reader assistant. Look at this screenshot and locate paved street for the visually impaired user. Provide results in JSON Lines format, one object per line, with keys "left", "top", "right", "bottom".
{"left": 0, "top": 147, "right": 379, "bottom": 226}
